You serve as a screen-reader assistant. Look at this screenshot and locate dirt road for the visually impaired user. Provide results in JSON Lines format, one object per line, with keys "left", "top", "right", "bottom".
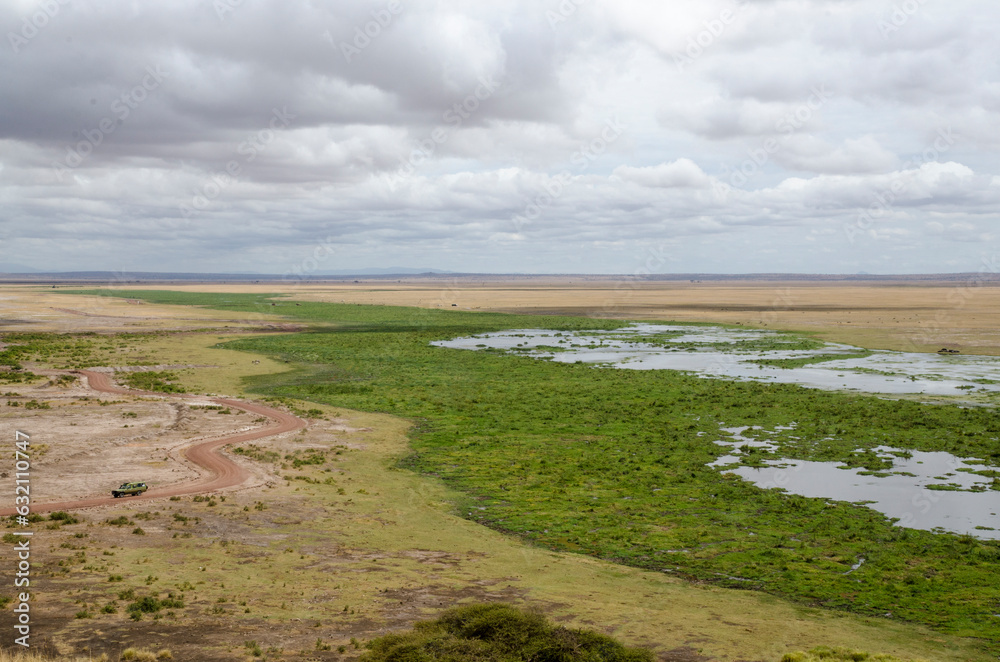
{"left": 0, "top": 370, "right": 306, "bottom": 515}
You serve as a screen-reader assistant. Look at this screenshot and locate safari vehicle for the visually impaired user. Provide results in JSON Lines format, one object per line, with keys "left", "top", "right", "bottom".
{"left": 111, "top": 482, "right": 148, "bottom": 498}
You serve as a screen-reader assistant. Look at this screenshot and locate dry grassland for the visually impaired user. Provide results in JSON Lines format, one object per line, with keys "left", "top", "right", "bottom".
{"left": 1, "top": 285, "right": 997, "bottom": 660}
{"left": 23, "top": 278, "right": 998, "bottom": 354}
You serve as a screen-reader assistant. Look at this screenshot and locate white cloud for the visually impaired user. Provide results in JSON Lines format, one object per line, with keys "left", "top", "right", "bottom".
{"left": 613, "top": 159, "right": 710, "bottom": 188}
{"left": 1, "top": 0, "right": 999, "bottom": 274}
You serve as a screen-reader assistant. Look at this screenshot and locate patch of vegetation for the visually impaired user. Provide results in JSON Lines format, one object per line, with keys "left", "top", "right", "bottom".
{"left": 126, "top": 594, "right": 184, "bottom": 617}
{"left": 840, "top": 449, "right": 894, "bottom": 472}
{"left": 121, "top": 647, "right": 171, "bottom": 661}
{"left": 0, "top": 331, "right": 156, "bottom": 370}
{"left": 121, "top": 371, "right": 186, "bottom": 393}
{"left": 286, "top": 450, "right": 327, "bottom": 468}
{"left": 49, "top": 511, "right": 80, "bottom": 524}
{"left": 0, "top": 369, "right": 39, "bottom": 384}
{"left": 360, "top": 603, "right": 653, "bottom": 662}
{"left": 752, "top": 351, "right": 873, "bottom": 369}
{"left": 68, "top": 290, "right": 1000, "bottom": 647}
{"left": 232, "top": 444, "right": 281, "bottom": 463}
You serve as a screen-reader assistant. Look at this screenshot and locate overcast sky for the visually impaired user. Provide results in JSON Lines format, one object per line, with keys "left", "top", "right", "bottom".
{"left": 1, "top": 0, "right": 998, "bottom": 275}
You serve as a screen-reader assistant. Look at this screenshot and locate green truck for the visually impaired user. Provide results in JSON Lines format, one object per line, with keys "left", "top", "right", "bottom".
{"left": 111, "top": 482, "right": 148, "bottom": 498}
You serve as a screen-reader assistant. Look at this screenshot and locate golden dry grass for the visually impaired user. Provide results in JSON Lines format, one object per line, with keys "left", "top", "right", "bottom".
{"left": 0, "top": 286, "right": 284, "bottom": 333}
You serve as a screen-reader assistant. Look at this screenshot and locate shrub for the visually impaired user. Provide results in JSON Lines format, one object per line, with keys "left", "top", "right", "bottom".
{"left": 127, "top": 595, "right": 184, "bottom": 615}
{"left": 49, "top": 511, "right": 79, "bottom": 524}
{"left": 122, "top": 371, "right": 185, "bottom": 394}
{"left": 360, "top": 603, "right": 654, "bottom": 662}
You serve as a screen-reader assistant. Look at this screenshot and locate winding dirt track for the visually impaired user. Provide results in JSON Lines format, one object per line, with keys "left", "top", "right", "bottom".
{"left": 0, "top": 370, "right": 306, "bottom": 515}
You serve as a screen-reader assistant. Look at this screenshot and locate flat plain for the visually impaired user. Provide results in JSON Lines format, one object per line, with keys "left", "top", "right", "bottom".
{"left": 39, "top": 278, "right": 999, "bottom": 353}
{"left": 2, "top": 280, "right": 999, "bottom": 661}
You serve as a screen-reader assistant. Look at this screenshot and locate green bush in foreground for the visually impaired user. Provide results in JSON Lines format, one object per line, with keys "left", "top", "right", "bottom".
{"left": 360, "top": 603, "right": 654, "bottom": 662}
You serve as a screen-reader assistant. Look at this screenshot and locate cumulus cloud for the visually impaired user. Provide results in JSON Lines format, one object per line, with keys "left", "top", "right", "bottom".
{"left": 614, "top": 159, "right": 711, "bottom": 188}
{"left": 1, "top": 0, "right": 999, "bottom": 274}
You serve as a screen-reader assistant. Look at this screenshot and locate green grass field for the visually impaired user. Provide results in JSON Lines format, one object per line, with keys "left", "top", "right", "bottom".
{"left": 65, "top": 290, "right": 1000, "bottom": 650}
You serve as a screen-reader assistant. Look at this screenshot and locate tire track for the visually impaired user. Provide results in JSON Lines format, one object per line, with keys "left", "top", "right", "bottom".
{"left": 1, "top": 370, "right": 306, "bottom": 515}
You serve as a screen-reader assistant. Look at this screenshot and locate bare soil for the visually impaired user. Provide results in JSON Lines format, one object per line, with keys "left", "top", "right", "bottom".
{"left": 0, "top": 370, "right": 305, "bottom": 515}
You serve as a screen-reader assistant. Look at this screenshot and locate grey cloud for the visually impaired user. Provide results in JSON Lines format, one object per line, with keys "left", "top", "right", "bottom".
{"left": 1, "top": 0, "right": 999, "bottom": 274}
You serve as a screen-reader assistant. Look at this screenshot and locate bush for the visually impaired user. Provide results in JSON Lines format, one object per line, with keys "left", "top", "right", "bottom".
{"left": 127, "top": 595, "right": 184, "bottom": 615}
{"left": 360, "top": 603, "right": 654, "bottom": 662}
{"left": 121, "top": 371, "right": 185, "bottom": 394}
{"left": 49, "top": 511, "right": 80, "bottom": 524}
